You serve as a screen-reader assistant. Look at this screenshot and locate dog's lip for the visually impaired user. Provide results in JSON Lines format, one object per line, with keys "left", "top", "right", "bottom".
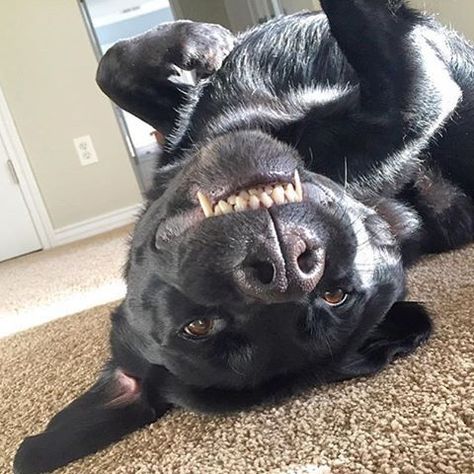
{"left": 195, "top": 169, "right": 303, "bottom": 218}
{"left": 155, "top": 175, "right": 335, "bottom": 245}
{"left": 155, "top": 167, "right": 296, "bottom": 244}
{"left": 192, "top": 169, "right": 295, "bottom": 206}
{"left": 301, "top": 178, "right": 339, "bottom": 206}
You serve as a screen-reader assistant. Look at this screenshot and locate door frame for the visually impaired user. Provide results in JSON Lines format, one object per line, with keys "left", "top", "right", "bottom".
{"left": 77, "top": 0, "right": 167, "bottom": 195}
{"left": 0, "top": 84, "right": 54, "bottom": 249}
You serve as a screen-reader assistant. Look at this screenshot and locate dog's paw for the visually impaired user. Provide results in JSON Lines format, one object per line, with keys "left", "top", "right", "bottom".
{"left": 13, "top": 434, "right": 54, "bottom": 474}
{"left": 163, "top": 21, "right": 236, "bottom": 78}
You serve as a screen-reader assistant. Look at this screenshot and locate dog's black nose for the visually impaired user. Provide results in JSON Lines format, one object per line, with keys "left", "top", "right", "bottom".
{"left": 235, "top": 229, "right": 325, "bottom": 302}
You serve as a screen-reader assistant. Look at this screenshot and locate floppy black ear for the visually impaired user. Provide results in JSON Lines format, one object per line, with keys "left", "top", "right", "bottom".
{"left": 374, "top": 198, "right": 421, "bottom": 244}
{"left": 13, "top": 363, "right": 170, "bottom": 474}
{"left": 336, "top": 301, "right": 433, "bottom": 380}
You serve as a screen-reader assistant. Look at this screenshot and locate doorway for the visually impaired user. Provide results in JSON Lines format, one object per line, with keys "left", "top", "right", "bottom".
{"left": 79, "top": 0, "right": 176, "bottom": 193}
{"left": 0, "top": 84, "right": 53, "bottom": 262}
{"left": 0, "top": 133, "right": 42, "bottom": 262}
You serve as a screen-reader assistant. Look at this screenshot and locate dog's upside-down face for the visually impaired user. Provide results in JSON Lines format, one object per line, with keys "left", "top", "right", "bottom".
{"left": 21, "top": 3, "right": 472, "bottom": 470}
{"left": 125, "top": 130, "right": 410, "bottom": 391}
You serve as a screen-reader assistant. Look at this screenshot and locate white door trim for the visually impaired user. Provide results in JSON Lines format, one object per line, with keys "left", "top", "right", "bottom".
{"left": 0, "top": 84, "right": 55, "bottom": 249}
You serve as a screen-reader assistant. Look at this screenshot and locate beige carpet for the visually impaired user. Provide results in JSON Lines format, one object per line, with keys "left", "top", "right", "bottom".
{"left": 0, "top": 225, "right": 132, "bottom": 337}
{"left": 1, "top": 245, "right": 473, "bottom": 473}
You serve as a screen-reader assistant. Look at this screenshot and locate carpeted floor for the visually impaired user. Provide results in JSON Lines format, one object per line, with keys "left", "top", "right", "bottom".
{"left": 1, "top": 245, "right": 473, "bottom": 473}
{"left": 0, "top": 226, "right": 131, "bottom": 338}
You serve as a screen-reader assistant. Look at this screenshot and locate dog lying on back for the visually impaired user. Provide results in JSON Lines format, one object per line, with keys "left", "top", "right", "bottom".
{"left": 14, "top": 1, "right": 474, "bottom": 472}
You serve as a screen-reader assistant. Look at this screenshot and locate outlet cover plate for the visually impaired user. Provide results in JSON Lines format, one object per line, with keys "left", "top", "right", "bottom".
{"left": 74, "top": 135, "right": 98, "bottom": 166}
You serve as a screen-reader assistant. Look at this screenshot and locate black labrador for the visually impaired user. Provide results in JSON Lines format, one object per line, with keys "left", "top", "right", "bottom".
{"left": 14, "top": 0, "right": 474, "bottom": 472}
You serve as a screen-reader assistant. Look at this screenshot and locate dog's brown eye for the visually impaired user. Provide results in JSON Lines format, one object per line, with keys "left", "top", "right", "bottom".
{"left": 183, "top": 319, "right": 214, "bottom": 337}
{"left": 322, "top": 289, "right": 348, "bottom": 306}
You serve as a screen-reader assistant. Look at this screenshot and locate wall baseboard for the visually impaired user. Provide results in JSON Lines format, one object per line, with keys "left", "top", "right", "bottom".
{"left": 52, "top": 203, "right": 143, "bottom": 247}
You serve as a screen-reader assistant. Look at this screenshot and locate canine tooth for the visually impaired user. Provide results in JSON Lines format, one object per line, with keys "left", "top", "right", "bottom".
{"left": 259, "top": 192, "right": 274, "bottom": 208}
{"left": 197, "top": 191, "right": 214, "bottom": 217}
{"left": 234, "top": 196, "right": 248, "bottom": 211}
{"left": 249, "top": 195, "right": 260, "bottom": 210}
{"left": 227, "top": 195, "right": 237, "bottom": 205}
{"left": 272, "top": 185, "right": 285, "bottom": 205}
{"left": 239, "top": 190, "right": 250, "bottom": 200}
{"left": 294, "top": 170, "right": 303, "bottom": 202}
{"left": 285, "top": 183, "right": 298, "bottom": 202}
{"left": 218, "top": 200, "right": 233, "bottom": 214}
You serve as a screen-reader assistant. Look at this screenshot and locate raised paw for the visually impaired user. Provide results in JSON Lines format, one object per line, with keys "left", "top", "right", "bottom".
{"left": 163, "top": 21, "right": 236, "bottom": 79}
{"left": 96, "top": 20, "right": 236, "bottom": 131}
{"left": 110, "top": 20, "right": 236, "bottom": 81}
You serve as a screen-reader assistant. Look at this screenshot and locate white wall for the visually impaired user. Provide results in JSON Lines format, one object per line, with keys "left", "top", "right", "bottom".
{"left": 0, "top": 1, "right": 142, "bottom": 230}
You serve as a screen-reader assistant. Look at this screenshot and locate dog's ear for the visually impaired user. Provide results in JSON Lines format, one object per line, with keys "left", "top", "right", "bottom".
{"left": 13, "top": 363, "right": 170, "bottom": 474}
{"left": 374, "top": 198, "right": 421, "bottom": 244}
{"left": 336, "top": 301, "right": 432, "bottom": 380}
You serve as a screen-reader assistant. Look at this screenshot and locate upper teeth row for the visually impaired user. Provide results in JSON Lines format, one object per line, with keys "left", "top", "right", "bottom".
{"left": 197, "top": 170, "right": 303, "bottom": 217}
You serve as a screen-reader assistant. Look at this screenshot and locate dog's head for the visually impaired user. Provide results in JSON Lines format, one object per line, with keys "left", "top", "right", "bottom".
{"left": 124, "top": 130, "right": 420, "bottom": 391}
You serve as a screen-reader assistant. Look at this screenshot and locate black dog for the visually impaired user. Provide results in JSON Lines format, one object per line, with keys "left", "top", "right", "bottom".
{"left": 14, "top": 1, "right": 474, "bottom": 472}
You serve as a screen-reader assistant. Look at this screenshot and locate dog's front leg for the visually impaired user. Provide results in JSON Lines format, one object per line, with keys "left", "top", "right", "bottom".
{"left": 319, "top": 0, "right": 462, "bottom": 198}
{"left": 96, "top": 21, "right": 235, "bottom": 135}
{"left": 13, "top": 364, "right": 169, "bottom": 474}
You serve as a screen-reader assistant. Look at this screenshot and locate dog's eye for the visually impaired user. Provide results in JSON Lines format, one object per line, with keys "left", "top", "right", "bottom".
{"left": 322, "top": 289, "right": 348, "bottom": 306}
{"left": 183, "top": 319, "right": 214, "bottom": 337}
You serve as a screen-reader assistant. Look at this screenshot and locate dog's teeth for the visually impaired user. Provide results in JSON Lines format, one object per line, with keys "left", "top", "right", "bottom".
{"left": 197, "top": 191, "right": 214, "bottom": 217}
{"left": 285, "top": 183, "right": 298, "bottom": 203}
{"left": 218, "top": 200, "right": 233, "bottom": 214}
{"left": 239, "top": 190, "right": 250, "bottom": 200}
{"left": 272, "top": 185, "right": 285, "bottom": 205}
{"left": 249, "top": 195, "right": 260, "bottom": 210}
{"left": 259, "top": 192, "right": 274, "bottom": 208}
{"left": 234, "top": 196, "right": 248, "bottom": 211}
{"left": 199, "top": 175, "right": 305, "bottom": 219}
{"left": 294, "top": 170, "right": 303, "bottom": 201}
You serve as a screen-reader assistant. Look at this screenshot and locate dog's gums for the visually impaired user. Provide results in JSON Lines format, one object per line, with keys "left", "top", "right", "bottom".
{"left": 196, "top": 170, "right": 304, "bottom": 217}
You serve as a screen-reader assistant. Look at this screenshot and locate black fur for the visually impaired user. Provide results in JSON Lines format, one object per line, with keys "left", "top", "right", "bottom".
{"left": 15, "top": 2, "right": 474, "bottom": 472}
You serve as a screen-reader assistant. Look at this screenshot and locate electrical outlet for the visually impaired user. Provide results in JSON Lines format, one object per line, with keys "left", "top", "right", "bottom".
{"left": 74, "top": 135, "right": 98, "bottom": 166}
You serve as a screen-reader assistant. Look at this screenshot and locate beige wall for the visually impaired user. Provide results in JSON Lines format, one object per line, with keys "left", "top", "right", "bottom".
{"left": 307, "top": 1, "right": 474, "bottom": 41}
{"left": 410, "top": 0, "right": 474, "bottom": 40}
{"left": 280, "top": 0, "right": 315, "bottom": 14}
{"left": 224, "top": 0, "right": 254, "bottom": 32}
{"left": 0, "top": 1, "right": 142, "bottom": 230}
{"left": 173, "top": 0, "right": 232, "bottom": 29}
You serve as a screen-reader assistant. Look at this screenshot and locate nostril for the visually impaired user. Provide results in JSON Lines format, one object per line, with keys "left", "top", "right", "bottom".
{"left": 249, "top": 260, "right": 275, "bottom": 285}
{"left": 297, "top": 248, "right": 319, "bottom": 274}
